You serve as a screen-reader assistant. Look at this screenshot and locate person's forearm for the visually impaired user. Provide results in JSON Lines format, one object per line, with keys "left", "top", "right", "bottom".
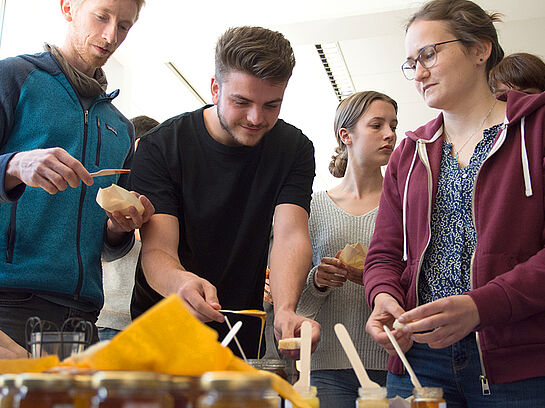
{"left": 141, "top": 247, "right": 193, "bottom": 298}
{"left": 105, "top": 222, "right": 132, "bottom": 247}
{"left": 4, "top": 152, "right": 23, "bottom": 191}
{"left": 269, "top": 238, "right": 312, "bottom": 313}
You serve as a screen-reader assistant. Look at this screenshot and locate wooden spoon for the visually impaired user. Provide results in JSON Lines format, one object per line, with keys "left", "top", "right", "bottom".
{"left": 335, "top": 323, "right": 380, "bottom": 389}
{"left": 383, "top": 325, "right": 422, "bottom": 389}
{"left": 90, "top": 169, "right": 131, "bottom": 177}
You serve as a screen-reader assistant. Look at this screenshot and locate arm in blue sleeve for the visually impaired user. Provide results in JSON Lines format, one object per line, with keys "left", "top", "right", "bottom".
{"left": 0, "top": 57, "right": 32, "bottom": 203}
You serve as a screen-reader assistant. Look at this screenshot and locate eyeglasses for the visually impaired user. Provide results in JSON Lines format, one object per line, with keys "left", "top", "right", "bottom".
{"left": 401, "top": 39, "right": 461, "bottom": 80}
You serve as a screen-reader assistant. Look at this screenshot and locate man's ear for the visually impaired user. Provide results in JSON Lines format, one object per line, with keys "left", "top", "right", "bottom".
{"left": 211, "top": 77, "right": 220, "bottom": 105}
{"left": 60, "top": 0, "right": 75, "bottom": 22}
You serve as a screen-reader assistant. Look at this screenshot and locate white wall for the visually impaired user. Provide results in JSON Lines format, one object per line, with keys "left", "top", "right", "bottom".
{"left": 1, "top": 0, "right": 544, "bottom": 191}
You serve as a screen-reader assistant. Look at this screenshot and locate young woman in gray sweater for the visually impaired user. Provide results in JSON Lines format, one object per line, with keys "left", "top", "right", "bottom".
{"left": 297, "top": 91, "right": 398, "bottom": 407}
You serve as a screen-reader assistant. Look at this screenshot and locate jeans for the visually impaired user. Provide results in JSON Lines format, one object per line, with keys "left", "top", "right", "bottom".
{"left": 311, "top": 368, "right": 387, "bottom": 408}
{"left": 0, "top": 292, "right": 99, "bottom": 350}
{"left": 387, "top": 333, "right": 545, "bottom": 407}
{"left": 97, "top": 327, "right": 121, "bottom": 342}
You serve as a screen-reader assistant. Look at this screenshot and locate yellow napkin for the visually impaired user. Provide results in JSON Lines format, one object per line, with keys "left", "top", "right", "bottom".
{"left": 64, "top": 295, "right": 311, "bottom": 408}
{"left": 67, "top": 295, "right": 231, "bottom": 374}
{"left": 0, "top": 355, "right": 59, "bottom": 374}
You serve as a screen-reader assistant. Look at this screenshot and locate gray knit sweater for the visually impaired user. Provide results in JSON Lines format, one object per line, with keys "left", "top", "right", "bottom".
{"left": 297, "top": 191, "right": 388, "bottom": 371}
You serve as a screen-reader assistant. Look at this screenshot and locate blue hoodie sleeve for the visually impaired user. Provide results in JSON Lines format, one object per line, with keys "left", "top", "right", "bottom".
{"left": 0, "top": 56, "right": 36, "bottom": 203}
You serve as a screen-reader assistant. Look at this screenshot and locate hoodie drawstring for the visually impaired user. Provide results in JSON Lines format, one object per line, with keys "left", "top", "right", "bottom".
{"left": 402, "top": 144, "right": 419, "bottom": 261}
{"left": 520, "top": 117, "right": 533, "bottom": 197}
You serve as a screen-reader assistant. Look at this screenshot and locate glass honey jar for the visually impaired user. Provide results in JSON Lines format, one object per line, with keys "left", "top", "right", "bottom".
{"left": 0, "top": 374, "right": 18, "bottom": 408}
{"left": 411, "top": 387, "right": 446, "bottom": 408}
{"left": 91, "top": 371, "right": 173, "bottom": 408}
{"left": 247, "top": 359, "right": 288, "bottom": 381}
{"left": 356, "top": 387, "right": 388, "bottom": 408}
{"left": 14, "top": 373, "right": 74, "bottom": 407}
{"left": 72, "top": 375, "right": 95, "bottom": 408}
{"left": 170, "top": 375, "right": 200, "bottom": 408}
{"left": 198, "top": 371, "right": 277, "bottom": 408}
{"left": 296, "top": 386, "right": 319, "bottom": 408}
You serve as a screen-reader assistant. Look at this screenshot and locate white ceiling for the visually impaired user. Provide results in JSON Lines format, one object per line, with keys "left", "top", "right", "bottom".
{"left": 2, "top": 0, "right": 545, "bottom": 190}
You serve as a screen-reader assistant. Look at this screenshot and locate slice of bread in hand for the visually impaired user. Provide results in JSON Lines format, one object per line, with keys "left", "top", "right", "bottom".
{"left": 278, "top": 337, "right": 301, "bottom": 350}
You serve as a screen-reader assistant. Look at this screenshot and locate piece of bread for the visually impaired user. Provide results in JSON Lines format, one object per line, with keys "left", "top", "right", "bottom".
{"left": 392, "top": 319, "right": 406, "bottom": 330}
{"left": 96, "top": 184, "right": 144, "bottom": 216}
{"left": 338, "top": 242, "right": 368, "bottom": 269}
{"left": 277, "top": 337, "right": 301, "bottom": 350}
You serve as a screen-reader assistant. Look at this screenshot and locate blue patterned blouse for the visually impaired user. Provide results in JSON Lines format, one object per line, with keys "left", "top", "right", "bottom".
{"left": 419, "top": 124, "right": 502, "bottom": 305}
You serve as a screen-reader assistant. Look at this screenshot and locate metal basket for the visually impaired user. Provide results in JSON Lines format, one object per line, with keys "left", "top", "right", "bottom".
{"left": 25, "top": 316, "right": 93, "bottom": 360}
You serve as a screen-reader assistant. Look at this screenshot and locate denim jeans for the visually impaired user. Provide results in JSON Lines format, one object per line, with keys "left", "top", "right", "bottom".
{"left": 311, "top": 368, "right": 387, "bottom": 408}
{"left": 387, "top": 333, "right": 545, "bottom": 407}
{"left": 97, "top": 327, "right": 121, "bottom": 342}
{"left": 0, "top": 292, "right": 99, "bottom": 350}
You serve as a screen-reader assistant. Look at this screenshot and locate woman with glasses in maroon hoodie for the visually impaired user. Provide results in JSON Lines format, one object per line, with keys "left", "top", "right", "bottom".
{"left": 364, "top": 0, "right": 545, "bottom": 406}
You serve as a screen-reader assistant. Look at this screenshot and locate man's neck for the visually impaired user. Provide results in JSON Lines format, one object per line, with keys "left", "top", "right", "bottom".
{"left": 59, "top": 44, "right": 95, "bottom": 78}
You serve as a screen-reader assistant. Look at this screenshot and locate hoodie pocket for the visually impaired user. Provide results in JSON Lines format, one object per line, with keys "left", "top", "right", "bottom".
{"left": 96, "top": 117, "right": 102, "bottom": 166}
{"left": 6, "top": 202, "right": 17, "bottom": 263}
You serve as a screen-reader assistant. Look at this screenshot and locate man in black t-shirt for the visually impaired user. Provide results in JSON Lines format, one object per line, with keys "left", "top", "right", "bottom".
{"left": 129, "top": 26, "right": 320, "bottom": 358}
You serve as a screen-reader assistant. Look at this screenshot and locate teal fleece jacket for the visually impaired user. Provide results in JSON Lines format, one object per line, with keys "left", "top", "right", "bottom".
{"left": 0, "top": 51, "right": 134, "bottom": 308}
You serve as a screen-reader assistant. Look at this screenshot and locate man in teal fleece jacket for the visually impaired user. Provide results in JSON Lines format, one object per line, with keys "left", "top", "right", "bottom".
{"left": 0, "top": 0, "right": 154, "bottom": 350}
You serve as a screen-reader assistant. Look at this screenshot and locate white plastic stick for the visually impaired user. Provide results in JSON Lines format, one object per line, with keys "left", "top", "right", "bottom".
{"left": 221, "top": 320, "right": 242, "bottom": 347}
{"left": 224, "top": 315, "right": 247, "bottom": 362}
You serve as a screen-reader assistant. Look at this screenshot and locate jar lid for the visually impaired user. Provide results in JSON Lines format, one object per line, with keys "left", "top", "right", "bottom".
{"left": 358, "top": 386, "right": 387, "bottom": 399}
{"left": 92, "top": 371, "right": 170, "bottom": 389}
{"left": 413, "top": 386, "right": 443, "bottom": 400}
{"left": 15, "top": 373, "right": 72, "bottom": 390}
{"left": 73, "top": 374, "right": 93, "bottom": 389}
{"left": 170, "top": 375, "right": 196, "bottom": 391}
{"left": 0, "top": 374, "right": 17, "bottom": 387}
{"left": 247, "top": 359, "right": 287, "bottom": 370}
{"left": 200, "top": 371, "right": 271, "bottom": 391}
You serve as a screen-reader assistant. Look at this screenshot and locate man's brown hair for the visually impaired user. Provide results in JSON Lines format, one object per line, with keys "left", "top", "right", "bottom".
{"left": 130, "top": 115, "right": 159, "bottom": 139}
{"left": 215, "top": 26, "right": 295, "bottom": 84}
{"left": 489, "top": 53, "right": 545, "bottom": 94}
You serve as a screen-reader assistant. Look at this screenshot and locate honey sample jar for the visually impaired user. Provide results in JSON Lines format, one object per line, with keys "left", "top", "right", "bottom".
{"left": 170, "top": 376, "right": 200, "bottom": 408}
{"left": 198, "top": 371, "right": 277, "bottom": 408}
{"left": 296, "top": 386, "right": 319, "bottom": 408}
{"left": 14, "top": 373, "right": 74, "bottom": 407}
{"left": 356, "top": 387, "right": 388, "bottom": 408}
{"left": 411, "top": 387, "right": 446, "bottom": 408}
{"left": 92, "top": 371, "right": 173, "bottom": 408}
{"left": 73, "top": 375, "right": 95, "bottom": 408}
{"left": 247, "top": 359, "right": 288, "bottom": 381}
{"left": 0, "top": 374, "right": 18, "bottom": 408}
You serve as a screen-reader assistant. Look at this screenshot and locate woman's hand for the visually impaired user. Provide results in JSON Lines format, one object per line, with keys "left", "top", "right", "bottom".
{"left": 343, "top": 263, "right": 364, "bottom": 285}
{"left": 366, "top": 293, "right": 412, "bottom": 355}
{"left": 398, "top": 294, "right": 480, "bottom": 349}
{"left": 313, "top": 256, "right": 347, "bottom": 289}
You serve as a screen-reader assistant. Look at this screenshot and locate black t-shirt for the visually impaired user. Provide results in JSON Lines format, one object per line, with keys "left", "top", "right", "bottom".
{"left": 129, "top": 106, "right": 314, "bottom": 357}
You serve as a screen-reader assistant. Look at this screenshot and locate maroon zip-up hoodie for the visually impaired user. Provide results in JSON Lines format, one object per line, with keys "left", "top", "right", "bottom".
{"left": 364, "top": 90, "right": 545, "bottom": 386}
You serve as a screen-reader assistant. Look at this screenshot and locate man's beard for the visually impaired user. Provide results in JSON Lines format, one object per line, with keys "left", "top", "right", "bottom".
{"left": 217, "top": 102, "right": 241, "bottom": 146}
